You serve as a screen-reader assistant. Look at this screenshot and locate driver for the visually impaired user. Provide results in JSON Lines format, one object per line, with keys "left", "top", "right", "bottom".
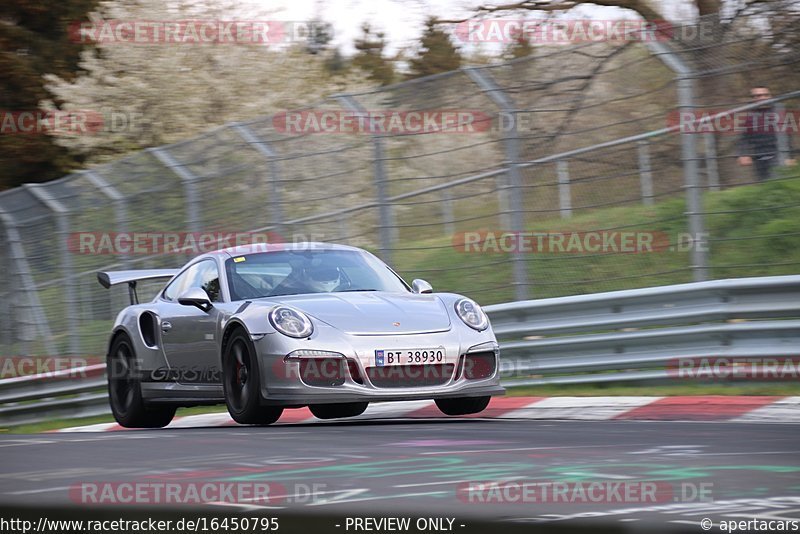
{"left": 303, "top": 265, "right": 342, "bottom": 292}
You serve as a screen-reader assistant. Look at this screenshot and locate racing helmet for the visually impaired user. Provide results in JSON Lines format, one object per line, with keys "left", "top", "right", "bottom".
{"left": 304, "top": 264, "right": 341, "bottom": 292}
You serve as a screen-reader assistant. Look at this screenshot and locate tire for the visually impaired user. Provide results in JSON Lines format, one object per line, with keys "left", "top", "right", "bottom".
{"left": 107, "top": 334, "right": 176, "bottom": 428}
{"left": 223, "top": 329, "right": 283, "bottom": 425}
{"left": 309, "top": 402, "right": 369, "bottom": 420}
{"left": 434, "top": 396, "right": 491, "bottom": 416}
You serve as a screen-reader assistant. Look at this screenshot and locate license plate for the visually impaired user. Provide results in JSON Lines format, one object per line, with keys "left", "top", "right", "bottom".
{"left": 375, "top": 348, "right": 445, "bottom": 366}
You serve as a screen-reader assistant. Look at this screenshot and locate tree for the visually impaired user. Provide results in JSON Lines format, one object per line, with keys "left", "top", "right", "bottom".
{"left": 41, "top": 0, "right": 372, "bottom": 164}
{"left": 408, "top": 17, "right": 462, "bottom": 79}
{"left": 0, "top": 0, "right": 99, "bottom": 189}
{"left": 305, "top": 19, "right": 333, "bottom": 55}
{"left": 505, "top": 34, "right": 535, "bottom": 60}
{"left": 445, "top": 1, "right": 717, "bottom": 24}
{"left": 352, "top": 24, "right": 395, "bottom": 86}
{"left": 442, "top": 1, "right": 799, "bottom": 108}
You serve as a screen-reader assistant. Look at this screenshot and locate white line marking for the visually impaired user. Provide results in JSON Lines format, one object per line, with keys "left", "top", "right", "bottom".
{"left": 308, "top": 490, "right": 448, "bottom": 507}
{"left": 392, "top": 476, "right": 526, "bottom": 488}
{"left": 420, "top": 444, "right": 652, "bottom": 455}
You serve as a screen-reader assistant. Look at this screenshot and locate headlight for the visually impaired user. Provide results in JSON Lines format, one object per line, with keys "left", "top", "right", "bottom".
{"left": 269, "top": 306, "right": 313, "bottom": 338}
{"left": 455, "top": 298, "right": 489, "bottom": 331}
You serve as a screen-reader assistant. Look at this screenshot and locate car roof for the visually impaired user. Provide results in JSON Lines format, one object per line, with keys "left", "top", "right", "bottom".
{"left": 211, "top": 241, "right": 365, "bottom": 258}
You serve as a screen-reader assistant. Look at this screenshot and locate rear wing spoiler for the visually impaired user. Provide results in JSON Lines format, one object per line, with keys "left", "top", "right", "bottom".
{"left": 97, "top": 269, "right": 179, "bottom": 304}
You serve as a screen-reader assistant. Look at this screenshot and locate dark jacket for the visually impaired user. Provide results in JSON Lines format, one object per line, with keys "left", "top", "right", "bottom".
{"left": 737, "top": 104, "right": 794, "bottom": 160}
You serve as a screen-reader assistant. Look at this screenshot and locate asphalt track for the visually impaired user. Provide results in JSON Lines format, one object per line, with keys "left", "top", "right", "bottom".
{"left": 1, "top": 417, "right": 799, "bottom": 532}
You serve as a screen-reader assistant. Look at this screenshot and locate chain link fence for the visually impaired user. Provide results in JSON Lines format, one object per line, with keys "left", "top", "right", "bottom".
{"left": 1, "top": 2, "right": 799, "bottom": 357}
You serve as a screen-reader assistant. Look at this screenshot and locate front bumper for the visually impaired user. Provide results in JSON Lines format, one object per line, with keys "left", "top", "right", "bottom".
{"left": 253, "top": 326, "right": 504, "bottom": 406}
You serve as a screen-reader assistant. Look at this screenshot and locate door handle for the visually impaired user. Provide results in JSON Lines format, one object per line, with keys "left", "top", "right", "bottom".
{"left": 161, "top": 321, "right": 173, "bottom": 333}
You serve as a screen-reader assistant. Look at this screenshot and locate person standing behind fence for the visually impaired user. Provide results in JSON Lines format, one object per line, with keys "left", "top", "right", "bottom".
{"left": 737, "top": 86, "right": 796, "bottom": 182}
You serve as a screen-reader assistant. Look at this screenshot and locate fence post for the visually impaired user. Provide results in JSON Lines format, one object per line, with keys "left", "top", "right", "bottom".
{"left": 647, "top": 41, "right": 709, "bottom": 282}
{"left": 0, "top": 208, "right": 57, "bottom": 356}
{"left": 232, "top": 124, "right": 285, "bottom": 237}
{"left": 776, "top": 101, "right": 791, "bottom": 166}
{"left": 149, "top": 147, "right": 201, "bottom": 234}
{"left": 24, "top": 185, "right": 80, "bottom": 355}
{"left": 336, "top": 94, "right": 396, "bottom": 264}
{"left": 678, "top": 76, "right": 710, "bottom": 281}
{"left": 637, "top": 140, "right": 655, "bottom": 205}
{"left": 464, "top": 67, "right": 529, "bottom": 300}
{"left": 556, "top": 159, "right": 572, "bottom": 218}
{"left": 83, "top": 170, "right": 131, "bottom": 268}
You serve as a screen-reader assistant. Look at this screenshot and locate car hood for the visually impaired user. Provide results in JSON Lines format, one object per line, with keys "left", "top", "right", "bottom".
{"left": 268, "top": 292, "right": 452, "bottom": 335}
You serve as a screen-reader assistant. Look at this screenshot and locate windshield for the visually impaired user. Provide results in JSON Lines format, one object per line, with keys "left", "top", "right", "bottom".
{"left": 225, "top": 249, "right": 410, "bottom": 300}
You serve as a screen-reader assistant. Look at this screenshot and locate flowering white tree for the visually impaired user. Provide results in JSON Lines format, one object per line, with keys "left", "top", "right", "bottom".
{"left": 42, "top": 0, "right": 371, "bottom": 162}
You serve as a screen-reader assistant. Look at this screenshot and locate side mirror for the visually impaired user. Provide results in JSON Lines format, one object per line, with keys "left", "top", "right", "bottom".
{"left": 178, "top": 287, "right": 212, "bottom": 312}
{"left": 411, "top": 279, "right": 433, "bottom": 294}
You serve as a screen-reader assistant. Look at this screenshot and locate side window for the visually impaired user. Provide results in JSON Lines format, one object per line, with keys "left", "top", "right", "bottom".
{"left": 163, "top": 260, "right": 222, "bottom": 302}
{"left": 163, "top": 268, "right": 193, "bottom": 302}
{"left": 193, "top": 261, "right": 222, "bottom": 302}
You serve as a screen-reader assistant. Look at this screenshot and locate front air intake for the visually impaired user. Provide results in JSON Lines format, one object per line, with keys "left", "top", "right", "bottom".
{"left": 463, "top": 352, "right": 496, "bottom": 380}
{"left": 366, "top": 364, "right": 455, "bottom": 388}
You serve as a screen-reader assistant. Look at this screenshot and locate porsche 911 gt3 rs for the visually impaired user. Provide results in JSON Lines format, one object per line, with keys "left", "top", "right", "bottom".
{"left": 98, "top": 242, "right": 503, "bottom": 427}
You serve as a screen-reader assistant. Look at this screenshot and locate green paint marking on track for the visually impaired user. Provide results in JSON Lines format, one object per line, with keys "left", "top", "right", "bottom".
{"left": 225, "top": 457, "right": 535, "bottom": 483}
{"left": 544, "top": 463, "right": 800, "bottom": 482}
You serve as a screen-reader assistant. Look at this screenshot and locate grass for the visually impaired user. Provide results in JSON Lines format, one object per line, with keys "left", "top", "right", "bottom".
{"left": 393, "top": 168, "right": 800, "bottom": 304}
{"left": 1, "top": 404, "right": 228, "bottom": 435}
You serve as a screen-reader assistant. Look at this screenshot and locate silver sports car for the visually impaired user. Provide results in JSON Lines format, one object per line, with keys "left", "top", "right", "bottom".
{"left": 98, "top": 242, "right": 503, "bottom": 428}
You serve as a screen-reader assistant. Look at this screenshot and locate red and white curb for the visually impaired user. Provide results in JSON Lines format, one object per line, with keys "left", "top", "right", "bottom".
{"left": 55, "top": 396, "right": 800, "bottom": 432}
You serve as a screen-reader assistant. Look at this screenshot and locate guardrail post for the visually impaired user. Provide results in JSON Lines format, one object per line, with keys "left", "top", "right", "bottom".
{"left": 23, "top": 185, "right": 80, "bottom": 355}
{"left": 464, "top": 67, "right": 529, "bottom": 300}
{"left": 556, "top": 159, "right": 572, "bottom": 218}
{"left": 149, "top": 147, "right": 201, "bottom": 234}
{"left": 336, "top": 94, "right": 396, "bottom": 264}
{"left": 232, "top": 124, "right": 285, "bottom": 237}
{"left": 647, "top": 41, "right": 709, "bottom": 282}
{"left": 637, "top": 140, "right": 655, "bottom": 205}
{"left": 0, "top": 208, "right": 57, "bottom": 356}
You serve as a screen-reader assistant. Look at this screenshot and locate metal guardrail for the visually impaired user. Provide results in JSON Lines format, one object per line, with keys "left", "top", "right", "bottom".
{"left": 0, "top": 364, "right": 108, "bottom": 426}
{"left": 1, "top": 275, "right": 798, "bottom": 426}
{"left": 486, "top": 275, "right": 800, "bottom": 386}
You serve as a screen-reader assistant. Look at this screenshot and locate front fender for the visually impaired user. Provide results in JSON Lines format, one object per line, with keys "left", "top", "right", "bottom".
{"left": 226, "top": 301, "right": 279, "bottom": 335}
